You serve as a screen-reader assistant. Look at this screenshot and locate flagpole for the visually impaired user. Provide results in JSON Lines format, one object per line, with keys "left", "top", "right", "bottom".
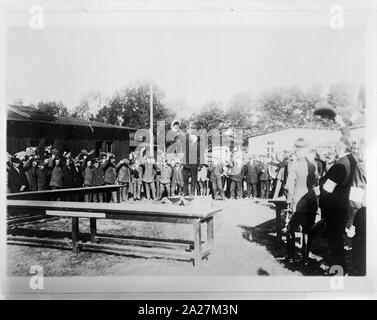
{"left": 149, "top": 82, "right": 153, "bottom": 157}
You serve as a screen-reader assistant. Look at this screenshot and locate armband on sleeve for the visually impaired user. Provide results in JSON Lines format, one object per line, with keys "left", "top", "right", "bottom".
{"left": 323, "top": 179, "right": 337, "bottom": 193}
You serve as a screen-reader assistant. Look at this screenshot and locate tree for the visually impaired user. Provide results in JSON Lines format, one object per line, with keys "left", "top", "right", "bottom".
{"left": 73, "top": 90, "right": 109, "bottom": 119}
{"left": 225, "top": 93, "right": 255, "bottom": 130}
{"left": 96, "top": 81, "right": 176, "bottom": 136}
{"left": 33, "top": 100, "right": 69, "bottom": 120}
{"left": 254, "top": 85, "right": 327, "bottom": 134}
{"left": 188, "top": 101, "right": 226, "bottom": 131}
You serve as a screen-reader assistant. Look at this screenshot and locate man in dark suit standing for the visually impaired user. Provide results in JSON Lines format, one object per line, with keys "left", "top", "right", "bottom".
{"left": 258, "top": 155, "right": 270, "bottom": 199}
{"left": 7, "top": 157, "right": 28, "bottom": 193}
{"left": 182, "top": 131, "right": 199, "bottom": 196}
{"left": 208, "top": 158, "right": 225, "bottom": 200}
{"left": 244, "top": 155, "right": 259, "bottom": 198}
{"left": 228, "top": 157, "right": 245, "bottom": 199}
{"left": 319, "top": 137, "right": 356, "bottom": 274}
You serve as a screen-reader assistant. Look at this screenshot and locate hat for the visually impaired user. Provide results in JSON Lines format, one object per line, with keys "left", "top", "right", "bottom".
{"left": 80, "top": 149, "right": 88, "bottom": 156}
{"left": 100, "top": 152, "right": 107, "bottom": 158}
{"left": 51, "top": 148, "right": 60, "bottom": 155}
{"left": 11, "top": 157, "right": 21, "bottom": 164}
{"left": 314, "top": 102, "right": 337, "bottom": 121}
{"left": 171, "top": 119, "right": 181, "bottom": 130}
{"left": 294, "top": 138, "right": 309, "bottom": 149}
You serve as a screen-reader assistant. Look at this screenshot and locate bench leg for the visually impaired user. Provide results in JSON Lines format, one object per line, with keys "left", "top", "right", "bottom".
{"left": 90, "top": 218, "right": 97, "bottom": 243}
{"left": 72, "top": 217, "right": 80, "bottom": 254}
{"left": 207, "top": 217, "right": 214, "bottom": 249}
{"left": 193, "top": 220, "right": 202, "bottom": 267}
{"left": 276, "top": 207, "right": 282, "bottom": 241}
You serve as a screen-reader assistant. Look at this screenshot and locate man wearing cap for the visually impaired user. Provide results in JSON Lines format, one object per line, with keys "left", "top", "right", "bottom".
{"left": 36, "top": 159, "right": 49, "bottom": 191}
{"left": 171, "top": 159, "right": 184, "bottom": 196}
{"left": 83, "top": 158, "right": 95, "bottom": 202}
{"left": 228, "top": 157, "right": 245, "bottom": 199}
{"left": 141, "top": 156, "right": 158, "bottom": 200}
{"left": 116, "top": 157, "right": 131, "bottom": 202}
{"left": 271, "top": 152, "right": 287, "bottom": 199}
{"left": 72, "top": 158, "right": 84, "bottom": 201}
{"left": 258, "top": 155, "right": 270, "bottom": 199}
{"left": 182, "top": 131, "right": 199, "bottom": 196}
{"left": 62, "top": 157, "right": 75, "bottom": 201}
{"left": 130, "top": 159, "right": 142, "bottom": 200}
{"left": 92, "top": 158, "right": 105, "bottom": 202}
{"left": 101, "top": 153, "right": 118, "bottom": 202}
{"left": 23, "top": 155, "right": 38, "bottom": 191}
{"left": 48, "top": 154, "right": 64, "bottom": 191}
{"left": 157, "top": 158, "right": 172, "bottom": 199}
{"left": 285, "top": 138, "right": 318, "bottom": 263}
{"left": 7, "top": 157, "right": 28, "bottom": 193}
{"left": 208, "top": 158, "right": 225, "bottom": 200}
{"left": 244, "top": 155, "right": 259, "bottom": 198}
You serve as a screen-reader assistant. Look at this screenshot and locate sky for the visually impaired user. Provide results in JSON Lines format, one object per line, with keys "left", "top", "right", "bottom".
{"left": 6, "top": 26, "right": 366, "bottom": 117}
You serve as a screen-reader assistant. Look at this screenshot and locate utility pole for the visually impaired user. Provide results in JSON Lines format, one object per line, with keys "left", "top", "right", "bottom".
{"left": 149, "top": 82, "right": 153, "bottom": 156}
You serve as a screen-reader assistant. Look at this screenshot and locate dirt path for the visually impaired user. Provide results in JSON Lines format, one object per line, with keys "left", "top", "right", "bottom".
{"left": 7, "top": 199, "right": 301, "bottom": 276}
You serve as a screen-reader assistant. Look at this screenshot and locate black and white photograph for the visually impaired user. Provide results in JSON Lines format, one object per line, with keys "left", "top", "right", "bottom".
{"left": 1, "top": 0, "right": 376, "bottom": 299}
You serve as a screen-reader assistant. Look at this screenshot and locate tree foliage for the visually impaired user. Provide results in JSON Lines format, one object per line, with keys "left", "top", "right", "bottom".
{"left": 95, "top": 81, "right": 176, "bottom": 136}
{"left": 33, "top": 100, "right": 69, "bottom": 120}
{"left": 73, "top": 91, "right": 109, "bottom": 120}
{"left": 225, "top": 93, "right": 255, "bottom": 130}
{"left": 188, "top": 101, "right": 226, "bottom": 131}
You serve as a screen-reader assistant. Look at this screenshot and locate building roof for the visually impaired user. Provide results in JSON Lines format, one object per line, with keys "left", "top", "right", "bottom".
{"left": 246, "top": 124, "right": 365, "bottom": 139}
{"left": 7, "top": 104, "right": 138, "bottom": 131}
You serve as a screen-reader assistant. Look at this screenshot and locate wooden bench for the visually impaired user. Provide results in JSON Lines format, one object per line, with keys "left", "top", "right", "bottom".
{"left": 7, "top": 185, "right": 126, "bottom": 202}
{"left": 7, "top": 199, "right": 221, "bottom": 266}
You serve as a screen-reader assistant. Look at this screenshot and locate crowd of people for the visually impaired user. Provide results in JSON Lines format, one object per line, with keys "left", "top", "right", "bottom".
{"left": 5, "top": 146, "right": 306, "bottom": 202}
{"left": 283, "top": 116, "right": 366, "bottom": 276}
{"left": 6, "top": 116, "right": 366, "bottom": 276}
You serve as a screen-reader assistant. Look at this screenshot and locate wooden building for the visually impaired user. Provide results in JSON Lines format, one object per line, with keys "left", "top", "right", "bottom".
{"left": 7, "top": 104, "right": 138, "bottom": 159}
{"left": 247, "top": 125, "right": 366, "bottom": 156}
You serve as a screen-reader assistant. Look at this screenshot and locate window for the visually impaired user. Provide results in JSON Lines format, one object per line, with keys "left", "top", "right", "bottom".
{"left": 267, "top": 141, "right": 275, "bottom": 156}
{"left": 105, "top": 141, "right": 113, "bottom": 153}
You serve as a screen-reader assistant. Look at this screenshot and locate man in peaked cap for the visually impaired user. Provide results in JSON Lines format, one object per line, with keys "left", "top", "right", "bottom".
{"left": 285, "top": 137, "right": 318, "bottom": 264}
